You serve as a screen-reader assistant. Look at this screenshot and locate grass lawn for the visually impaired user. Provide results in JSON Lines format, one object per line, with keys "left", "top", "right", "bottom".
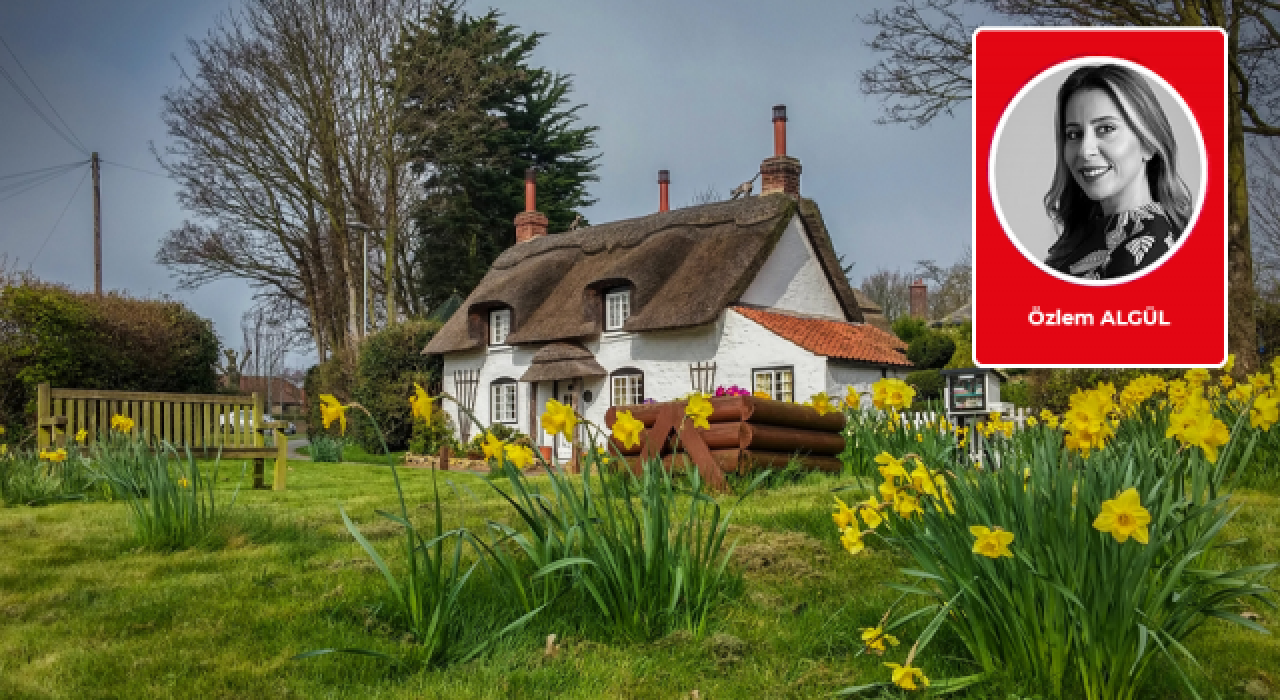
{"left": 2, "top": 461, "right": 1280, "bottom": 698}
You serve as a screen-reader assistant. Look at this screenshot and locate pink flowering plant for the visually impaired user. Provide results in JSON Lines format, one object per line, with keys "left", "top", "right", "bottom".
{"left": 713, "top": 385, "right": 750, "bottom": 397}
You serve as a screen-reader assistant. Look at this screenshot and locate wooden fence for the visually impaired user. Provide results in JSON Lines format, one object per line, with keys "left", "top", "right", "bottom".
{"left": 36, "top": 383, "right": 290, "bottom": 490}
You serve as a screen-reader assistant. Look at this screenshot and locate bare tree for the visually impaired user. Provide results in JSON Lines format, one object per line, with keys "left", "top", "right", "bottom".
{"left": 861, "top": 267, "right": 913, "bottom": 322}
{"left": 916, "top": 245, "right": 972, "bottom": 320}
{"left": 240, "top": 304, "right": 293, "bottom": 412}
{"left": 861, "top": 0, "right": 1280, "bottom": 373}
{"left": 156, "top": 0, "right": 426, "bottom": 362}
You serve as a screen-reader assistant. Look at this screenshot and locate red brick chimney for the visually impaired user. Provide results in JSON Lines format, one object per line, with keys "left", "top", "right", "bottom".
{"left": 760, "top": 105, "right": 801, "bottom": 196}
{"left": 515, "top": 167, "right": 549, "bottom": 243}
{"left": 658, "top": 169, "right": 670, "bottom": 212}
{"left": 909, "top": 279, "right": 928, "bottom": 319}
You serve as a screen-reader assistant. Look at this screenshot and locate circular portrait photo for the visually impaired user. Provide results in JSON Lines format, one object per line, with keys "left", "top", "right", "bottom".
{"left": 990, "top": 57, "right": 1206, "bottom": 284}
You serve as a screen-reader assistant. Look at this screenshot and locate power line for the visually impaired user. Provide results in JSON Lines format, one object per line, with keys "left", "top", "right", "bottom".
{"left": 102, "top": 159, "right": 167, "bottom": 179}
{"left": 0, "top": 38, "right": 87, "bottom": 156}
{"left": 0, "top": 162, "right": 83, "bottom": 202}
{"left": 30, "top": 166, "right": 89, "bottom": 265}
{"left": 0, "top": 160, "right": 87, "bottom": 181}
{"left": 0, "top": 34, "right": 87, "bottom": 154}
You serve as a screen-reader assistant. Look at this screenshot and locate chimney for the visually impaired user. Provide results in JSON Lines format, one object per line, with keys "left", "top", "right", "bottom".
{"left": 909, "top": 279, "right": 928, "bottom": 319}
{"left": 515, "top": 167, "right": 549, "bottom": 243}
{"left": 760, "top": 104, "right": 801, "bottom": 196}
{"left": 658, "top": 169, "right": 670, "bottom": 212}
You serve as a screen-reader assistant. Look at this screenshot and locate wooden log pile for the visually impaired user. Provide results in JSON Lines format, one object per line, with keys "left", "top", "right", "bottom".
{"left": 604, "top": 396, "right": 847, "bottom": 488}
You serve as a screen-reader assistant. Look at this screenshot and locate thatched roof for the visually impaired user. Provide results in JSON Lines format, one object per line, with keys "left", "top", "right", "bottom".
{"left": 425, "top": 194, "right": 865, "bottom": 354}
{"left": 518, "top": 342, "right": 607, "bottom": 382}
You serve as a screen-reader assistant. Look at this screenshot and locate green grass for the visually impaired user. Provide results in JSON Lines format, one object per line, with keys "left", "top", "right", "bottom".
{"left": 2, "top": 462, "right": 1279, "bottom": 698}
{"left": 295, "top": 442, "right": 407, "bottom": 464}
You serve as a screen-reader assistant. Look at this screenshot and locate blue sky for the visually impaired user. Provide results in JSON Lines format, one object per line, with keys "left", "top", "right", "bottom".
{"left": 0, "top": 0, "right": 971, "bottom": 367}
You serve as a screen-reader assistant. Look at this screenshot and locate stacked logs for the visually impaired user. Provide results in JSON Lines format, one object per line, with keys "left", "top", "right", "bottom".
{"left": 603, "top": 395, "right": 846, "bottom": 475}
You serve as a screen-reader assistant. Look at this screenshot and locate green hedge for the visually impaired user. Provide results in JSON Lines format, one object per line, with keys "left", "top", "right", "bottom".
{"left": 347, "top": 320, "right": 443, "bottom": 453}
{"left": 0, "top": 282, "right": 220, "bottom": 439}
{"left": 905, "top": 369, "right": 944, "bottom": 401}
{"left": 907, "top": 331, "right": 956, "bottom": 370}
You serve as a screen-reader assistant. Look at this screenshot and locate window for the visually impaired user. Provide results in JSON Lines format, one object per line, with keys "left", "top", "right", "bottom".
{"left": 491, "top": 380, "right": 517, "bottom": 423}
{"left": 605, "top": 289, "right": 631, "bottom": 331}
{"left": 611, "top": 369, "right": 644, "bottom": 406}
{"left": 753, "top": 367, "right": 794, "bottom": 402}
{"left": 490, "top": 309, "right": 511, "bottom": 345}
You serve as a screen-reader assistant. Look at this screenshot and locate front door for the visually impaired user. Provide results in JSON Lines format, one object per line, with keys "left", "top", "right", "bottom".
{"left": 556, "top": 381, "right": 579, "bottom": 461}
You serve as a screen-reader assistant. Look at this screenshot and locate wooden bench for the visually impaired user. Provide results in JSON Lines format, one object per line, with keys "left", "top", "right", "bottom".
{"left": 36, "top": 383, "right": 290, "bottom": 490}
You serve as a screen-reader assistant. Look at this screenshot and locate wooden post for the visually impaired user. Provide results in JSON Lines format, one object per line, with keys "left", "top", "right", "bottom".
{"left": 37, "top": 383, "right": 51, "bottom": 449}
{"left": 439, "top": 444, "right": 450, "bottom": 471}
{"left": 273, "top": 428, "right": 287, "bottom": 491}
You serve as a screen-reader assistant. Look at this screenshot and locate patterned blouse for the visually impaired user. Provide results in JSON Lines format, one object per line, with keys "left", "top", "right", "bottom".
{"left": 1045, "top": 202, "right": 1179, "bottom": 280}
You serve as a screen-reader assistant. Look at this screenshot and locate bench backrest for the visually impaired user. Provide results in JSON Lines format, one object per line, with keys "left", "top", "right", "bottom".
{"left": 37, "top": 383, "right": 265, "bottom": 450}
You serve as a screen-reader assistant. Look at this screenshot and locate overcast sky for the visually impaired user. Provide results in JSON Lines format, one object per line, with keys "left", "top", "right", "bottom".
{"left": 0, "top": 0, "right": 971, "bottom": 368}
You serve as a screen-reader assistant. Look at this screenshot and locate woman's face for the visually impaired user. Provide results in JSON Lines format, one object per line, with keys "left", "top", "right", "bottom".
{"left": 1062, "top": 88, "right": 1152, "bottom": 214}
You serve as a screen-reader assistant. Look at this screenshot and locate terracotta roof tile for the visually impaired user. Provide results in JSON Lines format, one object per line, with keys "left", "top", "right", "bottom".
{"left": 731, "top": 305, "right": 912, "bottom": 367}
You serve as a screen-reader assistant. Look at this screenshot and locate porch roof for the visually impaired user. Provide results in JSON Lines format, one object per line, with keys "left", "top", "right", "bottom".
{"left": 731, "top": 305, "right": 912, "bottom": 368}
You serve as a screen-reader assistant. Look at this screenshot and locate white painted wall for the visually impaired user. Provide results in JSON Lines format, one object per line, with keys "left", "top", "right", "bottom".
{"left": 737, "top": 214, "right": 846, "bottom": 320}
{"left": 441, "top": 308, "right": 833, "bottom": 450}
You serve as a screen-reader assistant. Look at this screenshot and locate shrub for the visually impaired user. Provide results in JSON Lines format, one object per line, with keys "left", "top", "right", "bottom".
{"left": 310, "top": 435, "right": 345, "bottom": 463}
{"left": 1001, "top": 378, "right": 1030, "bottom": 407}
{"left": 409, "top": 410, "right": 459, "bottom": 455}
{"left": 904, "top": 369, "right": 944, "bottom": 401}
{"left": 0, "top": 281, "right": 220, "bottom": 437}
{"left": 1024, "top": 368, "right": 1181, "bottom": 413}
{"left": 304, "top": 356, "right": 353, "bottom": 440}
{"left": 943, "top": 320, "right": 974, "bottom": 368}
{"left": 349, "top": 320, "right": 443, "bottom": 452}
{"left": 891, "top": 316, "right": 928, "bottom": 344}
{"left": 906, "top": 330, "right": 955, "bottom": 370}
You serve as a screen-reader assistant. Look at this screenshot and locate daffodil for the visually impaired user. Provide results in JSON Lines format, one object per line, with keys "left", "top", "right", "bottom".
{"left": 909, "top": 464, "right": 937, "bottom": 497}
{"left": 75, "top": 429, "right": 88, "bottom": 443}
{"left": 1185, "top": 368, "right": 1210, "bottom": 385}
{"left": 875, "top": 452, "right": 908, "bottom": 483}
{"left": 840, "top": 526, "right": 865, "bottom": 555}
{"left": 1252, "top": 394, "right": 1280, "bottom": 431}
{"left": 504, "top": 443, "right": 535, "bottom": 469}
{"left": 612, "top": 410, "right": 645, "bottom": 449}
{"left": 872, "top": 378, "right": 915, "bottom": 411}
{"left": 1039, "top": 408, "right": 1053, "bottom": 421}
{"left": 858, "top": 497, "right": 884, "bottom": 529}
{"left": 39, "top": 448, "right": 68, "bottom": 463}
{"left": 178, "top": 477, "right": 190, "bottom": 489}
{"left": 685, "top": 393, "right": 714, "bottom": 430}
{"left": 832, "top": 496, "right": 857, "bottom": 529}
{"left": 810, "top": 392, "right": 834, "bottom": 416}
{"left": 319, "top": 394, "right": 347, "bottom": 434}
{"left": 1226, "top": 353, "right": 1237, "bottom": 373}
{"left": 482, "top": 432, "right": 505, "bottom": 460}
{"left": 893, "top": 490, "right": 921, "bottom": 519}
{"left": 843, "top": 385, "right": 861, "bottom": 410}
{"left": 878, "top": 479, "right": 899, "bottom": 503}
{"left": 541, "top": 399, "right": 577, "bottom": 439}
{"left": 1221, "top": 375, "right": 1234, "bottom": 389}
{"left": 753, "top": 390, "right": 772, "bottom": 400}
{"left": 1093, "top": 488, "right": 1152, "bottom": 544}
{"left": 111, "top": 414, "right": 135, "bottom": 433}
{"left": 971, "top": 525, "right": 1014, "bottom": 558}
{"left": 884, "top": 662, "right": 930, "bottom": 690}
{"left": 1025, "top": 415, "right": 1038, "bottom": 428}
{"left": 860, "top": 627, "right": 899, "bottom": 655}
{"left": 408, "top": 383, "right": 433, "bottom": 423}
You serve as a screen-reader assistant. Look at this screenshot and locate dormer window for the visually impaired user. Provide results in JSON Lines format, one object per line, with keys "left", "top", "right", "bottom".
{"left": 490, "top": 309, "right": 511, "bottom": 345}
{"left": 605, "top": 289, "right": 631, "bottom": 331}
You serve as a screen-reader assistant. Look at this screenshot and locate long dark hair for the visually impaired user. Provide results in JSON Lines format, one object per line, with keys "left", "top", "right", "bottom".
{"left": 1043, "top": 65, "right": 1192, "bottom": 249}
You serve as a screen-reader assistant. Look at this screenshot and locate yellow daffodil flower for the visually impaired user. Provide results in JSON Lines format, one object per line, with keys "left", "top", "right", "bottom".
{"left": 860, "top": 626, "right": 899, "bottom": 655}
{"left": 1252, "top": 394, "right": 1280, "bottom": 431}
{"left": 909, "top": 464, "right": 938, "bottom": 497}
{"left": 832, "top": 496, "right": 857, "bottom": 529}
{"left": 408, "top": 383, "right": 433, "bottom": 423}
{"left": 1221, "top": 375, "right": 1234, "bottom": 389}
{"left": 884, "top": 662, "right": 930, "bottom": 690}
{"left": 319, "top": 394, "right": 347, "bottom": 434}
{"left": 39, "top": 448, "right": 68, "bottom": 463}
{"left": 858, "top": 497, "right": 884, "bottom": 529}
{"left": 843, "top": 385, "right": 861, "bottom": 410}
{"left": 1093, "top": 488, "right": 1152, "bottom": 544}
{"left": 504, "top": 444, "right": 535, "bottom": 469}
{"left": 1039, "top": 408, "right": 1053, "bottom": 421}
{"left": 875, "top": 452, "right": 909, "bottom": 483}
{"left": 482, "top": 432, "right": 504, "bottom": 460}
{"left": 541, "top": 399, "right": 577, "bottom": 440}
{"left": 178, "top": 477, "right": 190, "bottom": 489}
{"left": 612, "top": 410, "right": 645, "bottom": 449}
{"left": 753, "top": 390, "right": 772, "bottom": 400}
{"left": 111, "top": 414, "right": 135, "bottom": 433}
{"left": 75, "top": 428, "right": 88, "bottom": 443}
{"left": 810, "top": 392, "right": 834, "bottom": 416}
{"left": 872, "top": 378, "right": 916, "bottom": 411}
{"left": 685, "top": 393, "right": 714, "bottom": 430}
{"left": 840, "top": 526, "right": 865, "bottom": 554}
{"left": 1185, "top": 368, "right": 1210, "bottom": 385}
{"left": 878, "top": 479, "right": 899, "bottom": 503}
{"left": 893, "top": 491, "right": 921, "bottom": 518}
{"left": 971, "top": 525, "right": 1015, "bottom": 558}
{"left": 1226, "top": 353, "right": 1236, "bottom": 373}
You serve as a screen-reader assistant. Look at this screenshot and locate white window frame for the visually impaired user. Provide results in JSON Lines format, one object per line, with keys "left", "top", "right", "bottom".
{"left": 611, "top": 369, "right": 644, "bottom": 406}
{"left": 604, "top": 289, "right": 631, "bottom": 331}
{"left": 753, "top": 366, "right": 794, "bottom": 402}
{"left": 489, "top": 309, "right": 511, "bottom": 345}
{"left": 491, "top": 380, "right": 517, "bottom": 424}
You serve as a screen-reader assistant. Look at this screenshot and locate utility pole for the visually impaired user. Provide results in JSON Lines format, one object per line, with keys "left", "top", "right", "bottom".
{"left": 91, "top": 152, "right": 101, "bottom": 296}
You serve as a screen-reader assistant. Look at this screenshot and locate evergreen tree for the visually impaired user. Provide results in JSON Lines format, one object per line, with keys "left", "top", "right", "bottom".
{"left": 396, "top": 3, "right": 599, "bottom": 313}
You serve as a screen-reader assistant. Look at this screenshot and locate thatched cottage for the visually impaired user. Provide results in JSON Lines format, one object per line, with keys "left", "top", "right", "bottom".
{"left": 423, "top": 106, "right": 910, "bottom": 458}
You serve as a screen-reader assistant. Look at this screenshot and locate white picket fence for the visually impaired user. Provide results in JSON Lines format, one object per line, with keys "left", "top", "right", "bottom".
{"left": 897, "top": 406, "right": 1035, "bottom": 429}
